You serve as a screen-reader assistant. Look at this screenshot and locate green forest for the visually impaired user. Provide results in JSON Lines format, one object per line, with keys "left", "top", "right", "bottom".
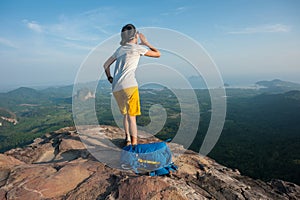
{"left": 0, "top": 79, "right": 299, "bottom": 185}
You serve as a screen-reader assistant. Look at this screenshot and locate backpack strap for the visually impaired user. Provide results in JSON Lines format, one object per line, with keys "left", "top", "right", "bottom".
{"left": 149, "top": 167, "right": 169, "bottom": 176}
{"left": 164, "top": 163, "right": 178, "bottom": 172}
{"left": 148, "top": 163, "right": 178, "bottom": 176}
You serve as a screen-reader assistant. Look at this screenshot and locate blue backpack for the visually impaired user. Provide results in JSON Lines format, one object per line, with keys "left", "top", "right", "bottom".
{"left": 120, "top": 141, "right": 178, "bottom": 176}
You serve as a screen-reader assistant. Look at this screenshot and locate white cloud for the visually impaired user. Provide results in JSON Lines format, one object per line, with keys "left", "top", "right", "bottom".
{"left": 25, "top": 7, "right": 118, "bottom": 51}
{"left": 14, "top": 7, "right": 120, "bottom": 55}
{"left": 161, "top": 6, "right": 188, "bottom": 16}
{"left": 23, "top": 20, "right": 43, "bottom": 33}
{"left": 227, "top": 24, "right": 291, "bottom": 34}
{"left": 175, "top": 6, "right": 187, "bottom": 14}
{"left": 0, "top": 37, "right": 18, "bottom": 48}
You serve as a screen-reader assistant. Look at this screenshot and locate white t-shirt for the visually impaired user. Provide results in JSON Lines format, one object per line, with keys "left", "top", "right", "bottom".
{"left": 111, "top": 43, "right": 148, "bottom": 92}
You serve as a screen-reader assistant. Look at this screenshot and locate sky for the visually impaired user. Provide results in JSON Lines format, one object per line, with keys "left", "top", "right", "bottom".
{"left": 0, "top": 0, "right": 299, "bottom": 91}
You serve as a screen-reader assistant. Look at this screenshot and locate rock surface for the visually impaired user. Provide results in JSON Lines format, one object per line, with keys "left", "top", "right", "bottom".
{"left": 0, "top": 125, "right": 299, "bottom": 200}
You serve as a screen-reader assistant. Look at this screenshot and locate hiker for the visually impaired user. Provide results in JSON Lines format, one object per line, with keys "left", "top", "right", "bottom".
{"left": 103, "top": 24, "right": 160, "bottom": 146}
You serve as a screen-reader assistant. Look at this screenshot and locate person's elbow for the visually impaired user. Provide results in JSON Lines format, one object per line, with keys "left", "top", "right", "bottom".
{"left": 103, "top": 57, "right": 116, "bottom": 69}
{"left": 103, "top": 61, "right": 110, "bottom": 69}
{"left": 145, "top": 50, "right": 161, "bottom": 58}
{"left": 153, "top": 51, "right": 161, "bottom": 58}
{"left": 156, "top": 51, "right": 161, "bottom": 58}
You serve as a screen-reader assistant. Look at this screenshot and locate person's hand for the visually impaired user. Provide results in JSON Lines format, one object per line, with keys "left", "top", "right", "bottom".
{"left": 139, "top": 33, "right": 149, "bottom": 46}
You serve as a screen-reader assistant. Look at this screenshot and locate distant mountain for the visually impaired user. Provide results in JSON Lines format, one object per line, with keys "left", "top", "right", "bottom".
{"left": 256, "top": 79, "right": 300, "bottom": 93}
{"left": 41, "top": 85, "right": 73, "bottom": 98}
{"left": 40, "top": 80, "right": 112, "bottom": 99}
{"left": 284, "top": 90, "right": 300, "bottom": 100}
{"left": 0, "top": 87, "right": 50, "bottom": 108}
{"left": 7, "top": 87, "right": 41, "bottom": 98}
{"left": 0, "top": 80, "right": 113, "bottom": 108}
{"left": 73, "top": 80, "right": 111, "bottom": 95}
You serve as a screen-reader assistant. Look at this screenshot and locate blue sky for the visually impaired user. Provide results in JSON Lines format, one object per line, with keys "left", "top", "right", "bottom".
{"left": 0, "top": 0, "right": 299, "bottom": 90}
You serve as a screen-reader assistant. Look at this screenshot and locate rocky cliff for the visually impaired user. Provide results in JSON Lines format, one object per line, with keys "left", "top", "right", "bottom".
{"left": 0, "top": 126, "right": 299, "bottom": 200}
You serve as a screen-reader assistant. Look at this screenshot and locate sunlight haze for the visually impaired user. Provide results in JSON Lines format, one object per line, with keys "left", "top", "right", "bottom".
{"left": 0, "top": 0, "right": 299, "bottom": 90}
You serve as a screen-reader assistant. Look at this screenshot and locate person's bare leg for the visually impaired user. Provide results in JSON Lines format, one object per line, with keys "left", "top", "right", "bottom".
{"left": 123, "top": 114, "right": 131, "bottom": 143}
{"left": 128, "top": 115, "right": 138, "bottom": 145}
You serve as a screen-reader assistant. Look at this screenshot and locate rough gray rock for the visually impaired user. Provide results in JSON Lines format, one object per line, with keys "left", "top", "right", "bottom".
{"left": 0, "top": 125, "right": 299, "bottom": 200}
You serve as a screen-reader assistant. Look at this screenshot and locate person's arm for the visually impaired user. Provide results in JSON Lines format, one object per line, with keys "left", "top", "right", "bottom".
{"left": 139, "top": 33, "right": 161, "bottom": 58}
{"left": 103, "top": 56, "right": 116, "bottom": 83}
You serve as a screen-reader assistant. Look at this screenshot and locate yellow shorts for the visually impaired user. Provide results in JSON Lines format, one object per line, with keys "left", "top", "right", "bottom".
{"left": 113, "top": 86, "right": 141, "bottom": 116}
